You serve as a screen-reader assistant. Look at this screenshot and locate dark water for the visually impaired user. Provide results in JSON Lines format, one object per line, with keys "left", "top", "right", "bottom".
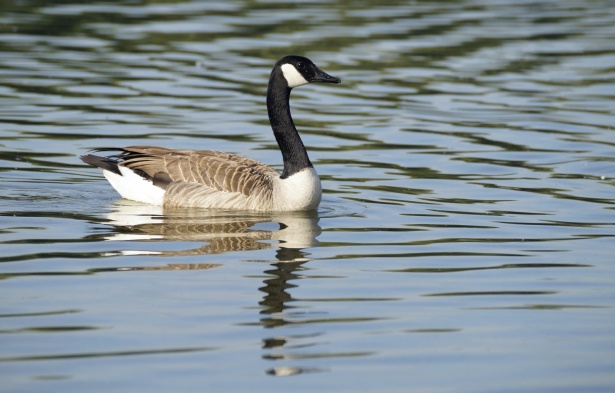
{"left": 1, "top": 0, "right": 615, "bottom": 392}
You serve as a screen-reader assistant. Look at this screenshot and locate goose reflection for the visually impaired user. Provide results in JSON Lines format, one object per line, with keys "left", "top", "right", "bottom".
{"left": 259, "top": 252, "right": 307, "bottom": 320}
{"left": 97, "top": 201, "right": 325, "bottom": 375}
{"left": 96, "top": 200, "right": 321, "bottom": 264}
{"left": 259, "top": 256, "right": 331, "bottom": 377}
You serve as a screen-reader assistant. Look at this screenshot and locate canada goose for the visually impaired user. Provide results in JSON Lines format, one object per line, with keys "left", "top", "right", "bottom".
{"left": 81, "top": 55, "right": 340, "bottom": 211}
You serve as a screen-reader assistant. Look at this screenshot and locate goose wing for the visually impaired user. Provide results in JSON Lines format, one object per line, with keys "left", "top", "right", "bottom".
{"left": 86, "top": 146, "right": 280, "bottom": 209}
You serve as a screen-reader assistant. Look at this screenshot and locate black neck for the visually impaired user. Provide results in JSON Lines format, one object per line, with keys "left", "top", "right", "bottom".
{"left": 267, "top": 71, "right": 312, "bottom": 179}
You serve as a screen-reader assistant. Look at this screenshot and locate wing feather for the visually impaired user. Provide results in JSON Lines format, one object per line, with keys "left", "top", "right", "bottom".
{"left": 94, "top": 146, "right": 279, "bottom": 209}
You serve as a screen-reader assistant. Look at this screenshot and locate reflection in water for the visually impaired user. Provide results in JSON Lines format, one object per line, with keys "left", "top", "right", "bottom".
{"left": 93, "top": 200, "right": 321, "bottom": 263}
{"left": 97, "top": 201, "right": 325, "bottom": 375}
{"left": 259, "top": 256, "right": 307, "bottom": 318}
{"left": 259, "top": 258, "right": 332, "bottom": 376}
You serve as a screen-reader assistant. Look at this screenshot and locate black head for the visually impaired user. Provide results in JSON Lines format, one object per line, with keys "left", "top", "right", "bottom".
{"left": 275, "top": 55, "right": 341, "bottom": 88}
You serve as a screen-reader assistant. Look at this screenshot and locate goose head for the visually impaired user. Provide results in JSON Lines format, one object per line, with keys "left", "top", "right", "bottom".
{"left": 276, "top": 55, "right": 341, "bottom": 88}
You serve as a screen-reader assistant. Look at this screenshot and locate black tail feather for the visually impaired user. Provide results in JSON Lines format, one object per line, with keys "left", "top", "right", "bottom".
{"left": 80, "top": 154, "right": 122, "bottom": 176}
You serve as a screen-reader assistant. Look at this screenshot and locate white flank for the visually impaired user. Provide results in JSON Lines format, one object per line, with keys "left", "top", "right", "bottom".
{"left": 102, "top": 166, "right": 165, "bottom": 206}
{"left": 272, "top": 167, "right": 321, "bottom": 211}
{"left": 281, "top": 63, "right": 308, "bottom": 88}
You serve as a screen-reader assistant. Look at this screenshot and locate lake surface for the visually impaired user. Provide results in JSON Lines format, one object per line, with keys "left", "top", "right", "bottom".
{"left": 1, "top": 0, "right": 615, "bottom": 392}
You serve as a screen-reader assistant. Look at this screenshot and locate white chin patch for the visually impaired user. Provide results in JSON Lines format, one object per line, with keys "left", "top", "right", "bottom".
{"left": 281, "top": 63, "right": 309, "bottom": 88}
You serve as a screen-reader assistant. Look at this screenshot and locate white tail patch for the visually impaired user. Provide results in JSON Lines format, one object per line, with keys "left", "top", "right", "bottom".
{"left": 281, "top": 63, "right": 308, "bottom": 88}
{"left": 102, "top": 166, "right": 165, "bottom": 206}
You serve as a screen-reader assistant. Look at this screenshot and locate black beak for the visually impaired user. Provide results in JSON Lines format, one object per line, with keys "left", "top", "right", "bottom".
{"left": 311, "top": 67, "right": 341, "bottom": 84}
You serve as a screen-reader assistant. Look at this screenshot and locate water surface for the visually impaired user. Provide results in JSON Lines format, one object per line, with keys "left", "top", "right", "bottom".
{"left": 1, "top": 1, "right": 615, "bottom": 392}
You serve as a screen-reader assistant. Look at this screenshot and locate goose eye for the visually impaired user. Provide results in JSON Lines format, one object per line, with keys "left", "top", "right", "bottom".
{"left": 296, "top": 62, "right": 304, "bottom": 69}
